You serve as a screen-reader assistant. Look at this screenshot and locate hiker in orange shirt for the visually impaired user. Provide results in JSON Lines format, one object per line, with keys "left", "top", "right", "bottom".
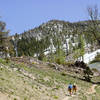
{"left": 73, "top": 83, "right": 77, "bottom": 94}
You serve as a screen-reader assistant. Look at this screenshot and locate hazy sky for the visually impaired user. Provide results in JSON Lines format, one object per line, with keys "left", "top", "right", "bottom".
{"left": 0, "top": 0, "right": 100, "bottom": 35}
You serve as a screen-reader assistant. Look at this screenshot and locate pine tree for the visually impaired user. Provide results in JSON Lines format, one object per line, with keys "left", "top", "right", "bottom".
{"left": 0, "top": 21, "right": 9, "bottom": 58}
{"left": 83, "top": 66, "right": 93, "bottom": 82}
{"left": 78, "top": 35, "right": 85, "bottom": 61}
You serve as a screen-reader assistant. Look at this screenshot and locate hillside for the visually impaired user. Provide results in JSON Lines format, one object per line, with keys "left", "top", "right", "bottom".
{"left": 10, "top": 19, "right": 100, "bottom": 61}
{"left": 0, "top": 57, "right": 100, "bottom": 100}
{"left": 20, "top": 20, "right": 93, "bottom": 39}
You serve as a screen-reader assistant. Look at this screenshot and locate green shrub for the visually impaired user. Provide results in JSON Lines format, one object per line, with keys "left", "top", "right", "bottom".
{"left": 0, "top": 58, "right": 7, "bottom": 65}
{"left": 83, "top": 67, "right": 93, "bottom": 82}
{"left": 55, "top": 56, "right": 66, "bottom": 65}
{"left": 61, "top": 72, "right": 66, "bottom": 76}
{"left": 55, "top": 58, "right": 61, "bottom": 64}
{"left": 53, "top": 96, "right": 58, "bottom": 99}
{"left": 24, "top": 97, "right": 27, "bottom": 100}
{"left": 5, "top": 57, "right": 10, "bottom": 63}
{"left": 38, "top": 53, "right": 45, "bottom": 61}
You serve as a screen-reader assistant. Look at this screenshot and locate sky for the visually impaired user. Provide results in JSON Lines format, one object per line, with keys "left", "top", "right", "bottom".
{"left": 0, "top": 0, "right": 100, "bottom": 35}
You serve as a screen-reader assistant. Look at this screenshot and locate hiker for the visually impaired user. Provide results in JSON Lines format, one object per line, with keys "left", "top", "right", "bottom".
{"left": 68, "top": 83, "right": 73, "bottom": 96}
{"left": 73, "top": 83, "right": 77, "bottom": 94}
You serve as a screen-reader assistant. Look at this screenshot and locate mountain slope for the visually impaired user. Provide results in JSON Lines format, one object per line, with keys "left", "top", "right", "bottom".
{"left": 13, "top": 19, "right": 100, "bottom": 59}
{"left": 0, "top": 58, "right": 100, "bottom": 100}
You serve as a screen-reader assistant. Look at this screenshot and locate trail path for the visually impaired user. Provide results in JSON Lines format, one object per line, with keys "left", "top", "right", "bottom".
{"left": 62, "top": 94, "right": 76, "bottom": 100}
{"left": 87, "top": 84, "right": 97, "bottom": 94}
{"left": 62, "top": 84, "right": 97, "bottom": 100}
{"left": 62, "top": 96, "right": 71, "bottom": 100}
{"left": 62, "top": 97, "right": 70, "bottom": 100}
{"left": 0, "top": 92, "right": 9, "bottom": 100}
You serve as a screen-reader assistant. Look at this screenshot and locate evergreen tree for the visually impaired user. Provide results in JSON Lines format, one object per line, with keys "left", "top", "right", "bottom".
{"left": 83, "top": 66, "right": 93, "bottom": 82}
{"left": 0, "top": 21, "right": 9, "bottom": 57}
{"left": 68, "top": 40, "right": 73, "bottom": 54}
{"left": 78, "top": 35, "right": 85, "bottom": 61}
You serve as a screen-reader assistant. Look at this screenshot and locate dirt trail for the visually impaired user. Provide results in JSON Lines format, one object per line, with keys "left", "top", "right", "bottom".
{"left": 62, "top": 96, "right": 71, "bottom": 100}
{"left": 87, "top": 84, "right": 97, "bottom": 94}
{"left": 0, "top": 92, "right": 10, "bottom": 100}
{"left": 62, "top": 94, "right": 77, "bottom": 100}
{"left": 0, "top": 92, "right": 20, "bottom": 100}
{"left": 62, "top": 84, "right": 97, "bottom": 100}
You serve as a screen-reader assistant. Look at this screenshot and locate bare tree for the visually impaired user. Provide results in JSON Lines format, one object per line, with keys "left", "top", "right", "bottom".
{"left": 87, "top": 5, "right": 100, "bottom": 45}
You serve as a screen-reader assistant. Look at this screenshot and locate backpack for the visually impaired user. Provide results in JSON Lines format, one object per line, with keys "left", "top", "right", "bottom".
{"left": 68, "top": 85, "right": 72, "bottom": 90}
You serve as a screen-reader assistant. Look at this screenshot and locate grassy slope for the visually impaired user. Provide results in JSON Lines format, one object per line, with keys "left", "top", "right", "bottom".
{"left": 0, "top": 58, "right": 100, "bottom": 100}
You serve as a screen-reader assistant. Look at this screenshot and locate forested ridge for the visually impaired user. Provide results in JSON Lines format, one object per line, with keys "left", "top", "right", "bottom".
{"left": 10, "top": 20, "right": 100, "bottom": 63}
